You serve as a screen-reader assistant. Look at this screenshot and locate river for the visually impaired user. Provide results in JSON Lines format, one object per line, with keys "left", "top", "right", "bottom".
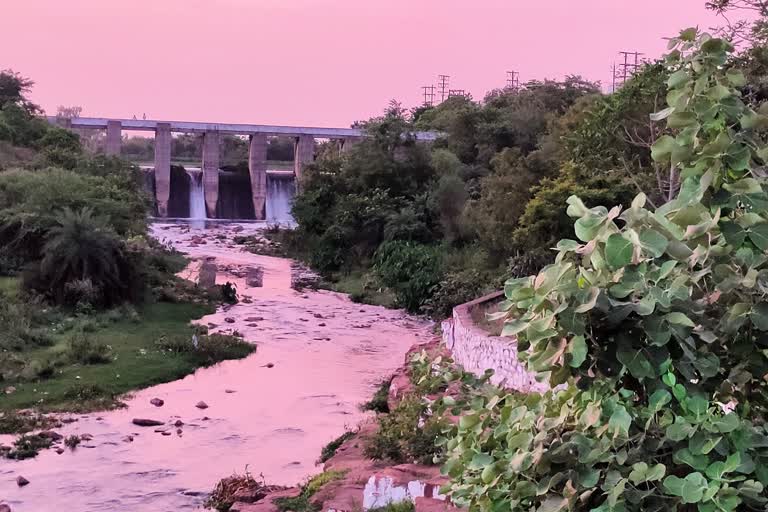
{"left": 0, "top": 222, "right": 431, "bottom": 512}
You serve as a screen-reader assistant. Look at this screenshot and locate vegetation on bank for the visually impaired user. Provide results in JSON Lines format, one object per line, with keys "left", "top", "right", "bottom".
{"left": 0, "top": 70, "right": 255, "bottom": 429}
{"left": 438, "top": 26, "right": 768, "bottom": 512}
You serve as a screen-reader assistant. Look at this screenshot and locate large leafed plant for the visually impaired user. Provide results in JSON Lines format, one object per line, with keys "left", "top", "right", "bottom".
{"left": 440, "top": 29, "right": 768, "bottom": 512}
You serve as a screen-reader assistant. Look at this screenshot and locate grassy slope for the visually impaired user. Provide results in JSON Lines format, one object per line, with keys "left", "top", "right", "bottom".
{"left": 1, "top": 291, "right": 217, "bottom": 412}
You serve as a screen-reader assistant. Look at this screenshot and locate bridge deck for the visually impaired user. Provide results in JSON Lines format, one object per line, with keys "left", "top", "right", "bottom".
{"left": 50, "top": 117, "right": 439, "bottom": 141}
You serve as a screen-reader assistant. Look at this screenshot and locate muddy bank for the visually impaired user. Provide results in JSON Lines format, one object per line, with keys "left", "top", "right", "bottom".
{"left": 0, "top": 222, "right": 432, "bottom": 512}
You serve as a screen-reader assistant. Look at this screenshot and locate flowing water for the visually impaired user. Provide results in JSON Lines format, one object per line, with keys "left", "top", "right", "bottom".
{"left": 0, "top": 223, "right": 430, "bottom": 511}
{"left": 186, "top": 170, "right": 206, "bottom": 220}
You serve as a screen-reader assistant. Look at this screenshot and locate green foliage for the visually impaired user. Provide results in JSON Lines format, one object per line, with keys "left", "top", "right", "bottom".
{"left": 367, "top": 502, "right": 415, "bottom": 512}
{"left": 319, "top": 431, "right": 355, "bottom": 463}
{"left": 64, "top": 330, "right": 112, "bottom": 365}
{"left": 364, "top": 395, "right": 448, "bottom": 465}
{"left": 362, "top": 377, "right": 392, "bottom": 413}
{"left": 374, "top": 241, "right": 443, "bottom": 312}
{"left": 155, "top": 332, "right": 255, "bottom": 367}
{"left": 220, "top": 282, "right": 238, "bottom": 305}
{"left": 3, "top": 433, "right": 52, "bottom": 460}
{"left": 441, "top": 29, "right": 768, "bottom": 512}
{"left": 64, "top": 434, "right": 81, "bottom": 449}
{"left": 274, "top": 470, "right": 347, "bottom": 512}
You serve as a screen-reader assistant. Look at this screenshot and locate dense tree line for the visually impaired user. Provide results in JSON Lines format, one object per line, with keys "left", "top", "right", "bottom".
{"left": 288, "top": 22, "right": 768, "bottom": 317}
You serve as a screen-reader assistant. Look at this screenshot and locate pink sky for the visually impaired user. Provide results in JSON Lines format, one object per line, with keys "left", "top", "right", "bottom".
{"left": 3, "top": 0, "right": 728, "bottom": 128}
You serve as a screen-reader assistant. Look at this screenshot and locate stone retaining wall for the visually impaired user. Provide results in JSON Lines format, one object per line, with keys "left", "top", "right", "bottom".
{"left": 441, "top": 291, "right": 549, "bottom": 393}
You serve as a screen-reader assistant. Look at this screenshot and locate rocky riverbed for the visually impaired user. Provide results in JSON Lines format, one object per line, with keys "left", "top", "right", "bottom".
{"left": 0, "top": 222, "right": 432, "bottom": 512}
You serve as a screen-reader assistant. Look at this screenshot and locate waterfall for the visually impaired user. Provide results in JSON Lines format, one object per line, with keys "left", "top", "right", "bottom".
{"left": 186, "top": 169, "right": 206, "bottom": 219}
{"left": 266, "top": 171, "right": 295, "bottom": 225}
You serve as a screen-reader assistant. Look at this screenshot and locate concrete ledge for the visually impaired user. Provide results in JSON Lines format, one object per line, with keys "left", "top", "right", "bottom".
{"left": 441, "top": 291, "right": 549, "bottom": 393}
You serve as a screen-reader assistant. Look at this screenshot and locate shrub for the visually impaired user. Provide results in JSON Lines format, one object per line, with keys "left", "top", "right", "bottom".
{"left": 4, "top": 433, "right": 52, "bottom": 460}
{"left": 204, "top": 468, "right": 283, "bottom": 512}
{"left": 364, "top": 396, "right": 448, "bottom": 465}
{"left": 441, "top": 30, "right": 768, "bottom": 512}
{"left": 374, "top": 240, "right": 443, "bottom": 312}
{"left": 361, "top": 377, "right": 392, "bottom": 413}
{"left": 319, "top": 431, "right": 356, "bottom": 463}
{"left": 62, "top": 383, "right": 113, "bottom": 402}
{"left": 65, "top": 331, "right": 112, "bottom": 364}
{"left": 156, "top": 333, "right": 255, "bottom": 366}
{"left": 274, "top": 470, "right": 347, "bottom": 512}
{"left": 64, "top": 435, "right": 80, "bottom": 449}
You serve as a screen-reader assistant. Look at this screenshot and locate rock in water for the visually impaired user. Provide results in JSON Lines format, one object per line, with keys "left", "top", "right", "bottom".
{"left": 150, "top": 398, "right": 164, "bottom": 407}
{"left": 246, "top": 267, "right": 264, "bottom": 287}
{"left": 195, "top": 401, "right": 209, "bottom": 409}
{"left": 198, "top": 258, "right": 217, "bottom": 289}
{"left": 0, "top": 503, "right": 11, "bottom": 512}
{"left": 132, "top": 418, "right": 164, "bottom": 427}
{"left": 16, "top": 476, "right": 29, "bottom": 487}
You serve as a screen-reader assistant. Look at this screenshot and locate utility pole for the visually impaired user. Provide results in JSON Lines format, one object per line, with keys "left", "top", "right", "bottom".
{"left": 506, "top": 70, "right": 520, "bottom": 91}
{"left": 421, "top": 85, "right": 435, "bottom": 107}
{"left": 437, "top": 74, "right": 450, "bottom": 103}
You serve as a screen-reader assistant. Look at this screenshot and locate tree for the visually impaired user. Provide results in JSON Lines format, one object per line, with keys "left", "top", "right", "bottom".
{"left": 35, "top": 207, "right": 127, "bottom": 306}
{"left": 0, "top": 70, "right": 41, "bottom": 114}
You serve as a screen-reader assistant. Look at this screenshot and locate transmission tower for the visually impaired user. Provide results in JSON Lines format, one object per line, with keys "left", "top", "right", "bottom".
{"left": 421, "top": 85, "right": 435, "bottom": 107}
{"left": 437, "top": 74, "right": 450, "bottom": 102}
{"left": 506, "top": 70, "right": 520, "bottom": 91}
{"left": 613, "top": 51, "right": 644, "bottom": 91}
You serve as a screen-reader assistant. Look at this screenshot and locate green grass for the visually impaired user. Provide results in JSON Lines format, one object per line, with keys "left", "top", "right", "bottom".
{"left": 368, "top": 502, "right": 415, "bottom": 512}
{"left": 319, "top": 431, "right": 355, "bottom": 463}
{"left": 274, "top": 470, "right": 348, "bottom": 512}
{"left": 320, "top": 270, "right": 396, "bottom": 309}
{"left": 0, "top": 300, "right": 244, "bottom": 413}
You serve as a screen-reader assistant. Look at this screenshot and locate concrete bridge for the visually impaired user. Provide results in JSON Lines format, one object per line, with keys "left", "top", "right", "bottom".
{"left": 51, "top": 117, "right": 439, "bottom": 219}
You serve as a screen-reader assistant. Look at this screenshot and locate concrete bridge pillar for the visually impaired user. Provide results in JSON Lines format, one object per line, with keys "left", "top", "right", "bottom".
{"left": 154, "top": 123, "right": 172, "bottom": 217}
{"left": 105, "top": 120, "right": 122, "bottom": 156}
{"left": 294, "top": 135, "right": 314, "bottom": 183}
{"left": 202, "top": 131, "right": 220, "bottom": 218}
{"left": 249, "top": 134, "right": 268, "bottom": 220}
{"left": 341, "top": 137, "right": 358, "bottom": 153}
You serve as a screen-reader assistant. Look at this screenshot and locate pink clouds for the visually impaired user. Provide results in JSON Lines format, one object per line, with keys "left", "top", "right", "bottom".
{"left": 2, "top": 0, "right": 726, "bottom": 127}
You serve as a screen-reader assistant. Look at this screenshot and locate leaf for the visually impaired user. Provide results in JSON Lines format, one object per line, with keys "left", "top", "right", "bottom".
{"left": 537, "top": 496, "right": 569, "bottom": 512}
{"left": 721, "top": 221, "right": 746, "bottom": 247}
{"left": 605, "top": 234, "right": 633, "bottom": 269}
{"left": 468, "top": 452, "right": 494, "bottom": 470}
{"left": 650, "top": 107, "right": 675, "bottom": 121}
{"left": 629, "top": 462, "right": 666, "bottom": 484}
{"left": 639, "top": 229, "right": 669, "bottom": 257}
{"left": 567, "top": 335, "right": 587, "bottom": 368}
{"left": 727, "top": 69, "right": 746, "bottom": 87}
{"left": 668, "top": 69, "right": 689, "bottom": 89}
{"left": 652, "top": 135, "right": 677, "bottom": 161}
{"left": 649, "top": 389, "right": 672, "bottom": 412}
{"left": 667, "top": 418, "right": 696, "bottom": 441}
{"left": 665, "top": 312, "right": 696, "bottom": 327}
{"left": 608, "top": 405, "right": 632, "bottom": 437}
{"left": 663, "top": 472, "right": 708, "bottom": 503}
{"left": 748, "top": 223, "right": 768, "bottom": 251}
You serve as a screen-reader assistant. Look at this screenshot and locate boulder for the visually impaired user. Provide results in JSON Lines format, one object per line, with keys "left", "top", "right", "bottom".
{"left": 38, "top": 430, "right": 63, "bottom": 441}
{"left": 245, "top": 316, "right": 264, "bottom": 322}
{"left": 150, "top": 398, "right": 165, "bottom": 407}
{"left": 132, "top": 418, "right": 164, "bottom": 427}
{"left": 415, "top": 497, "right": 458, "bottom": 512}
{"left": 198, "top": 259, "right": 217, "bottom": 289}
{"left": 174, "top": 420, "right": 184, "bottom": 427}
{"left": 246, "top": 267, "right": 264, "bottom": 288}
{"left": 16, "top": 476, "right": 29, "bottom": 487}
{"left": 195, "top": 401, "right": 209, "bottom": 409}
{"left": 225, "top": 317, "right": 236, "bottom": 324}
{"left": 0, "top": 504, "right": 11, "bottom": 512}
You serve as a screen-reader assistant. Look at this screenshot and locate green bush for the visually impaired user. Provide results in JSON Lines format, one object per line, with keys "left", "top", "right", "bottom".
{"left": 441, "top": 30, "right": 768, "bottom": 512}
{"left": 364, "top": 396, "right": 448, "bottom": 465}
{"left": 362, "top": 378, "right": 392, "bottom": 413}
{"left": 65, "top": 331, "right": 112, "bottom": 365}
{"left": 374, "top": 240, "right": 443, "bottom": 312}
{"left": 156, "top": 333, "right": 255, "bottom": 366}
{"left": 319, "top": 431, "right": 355, "bottom": 463}
{"left": 4, "top": 433, "right": 52, "bottom": 460}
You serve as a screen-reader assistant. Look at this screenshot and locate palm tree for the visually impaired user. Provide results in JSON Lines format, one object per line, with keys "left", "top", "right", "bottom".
{"left": 40, "top": 207, "right": 124, "bottom": 305}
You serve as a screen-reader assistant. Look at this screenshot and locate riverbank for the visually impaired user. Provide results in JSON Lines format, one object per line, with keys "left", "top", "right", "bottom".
{"left": 1, "top": 221, "right": 432, "bottom": 511}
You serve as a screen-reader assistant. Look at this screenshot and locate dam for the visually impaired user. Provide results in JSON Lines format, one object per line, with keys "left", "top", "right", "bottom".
{"left": 51, "top": 117, "right": 439, "bottom": 220}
